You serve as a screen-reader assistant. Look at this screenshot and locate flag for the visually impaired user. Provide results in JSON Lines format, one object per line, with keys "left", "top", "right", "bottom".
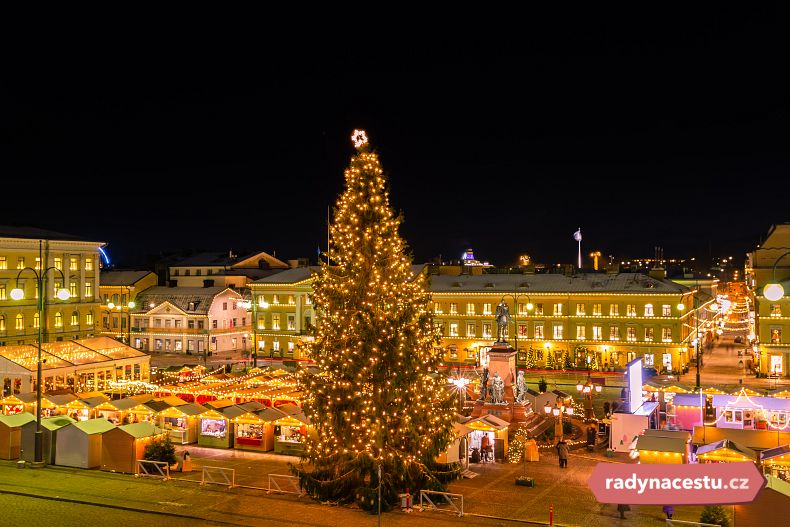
{"left": 317, "top": 245, "right": 322, "bottom": 256}
{"left": 573, "top": 229, "right": 582, "bottom": 242}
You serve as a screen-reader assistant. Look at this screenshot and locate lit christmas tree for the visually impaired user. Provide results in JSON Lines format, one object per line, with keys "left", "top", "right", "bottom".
{"left": 525, "top": 347, "right": 536, "bottom": 369}
{"left": 293, "top": 130, "right": 457, "bottom": 510}
{"left": 562, "top": 350, "right": 573, "bottom": 370}
{"left": 545, "top": 350, "right": 556, "bottom": 370}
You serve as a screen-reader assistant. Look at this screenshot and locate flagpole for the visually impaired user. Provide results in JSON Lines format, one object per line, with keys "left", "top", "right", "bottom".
{"left": 577, "top": 227, "right": 582, "bottom": 269}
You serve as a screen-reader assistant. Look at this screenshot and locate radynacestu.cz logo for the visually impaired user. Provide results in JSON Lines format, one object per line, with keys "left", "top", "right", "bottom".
{"left": 588, "top": 462, "right": 765, "bottom": 505}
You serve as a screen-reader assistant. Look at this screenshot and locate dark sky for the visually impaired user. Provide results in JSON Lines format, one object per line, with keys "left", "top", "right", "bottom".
{"left": 2, "top": 10, "right": 788, "bottom": 269}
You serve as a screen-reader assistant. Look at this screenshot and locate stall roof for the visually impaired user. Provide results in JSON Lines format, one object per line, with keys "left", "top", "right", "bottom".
{"left": 42, "top": 341, "right": 111, "bottom": 366}
{"left": 205, "top": 399, "right": 237, "bottom": 410}
{"left": 696, "top": 439, "right": 757, "bottom": 461}
{"left": 46, "top": 394, "right": 79, "bottom": 406}
{"left": 143, "top": 400, "right": 172, "bottom": 413}
{"left": 712, "top": 394, "right": 790, "bottom": 411}
{"left": 0, "top": 412, "right": 36, "bottom": 427}
{"left": 453, "top": 422, "right": 474, "bottom": 437}
{"left": 464, "top": 414, "right": 510, "bottom": 431}
{"left": 73, "top": 419, "right": 117, "bottom": 435}
{"left": 760, "top": 444, "right": 790, "bottom": 462}
{"left": 238, "top": 401, "right": 268, "bottom": 413}
{"left": 257, "top": 407, "right": 289, "bottom": 422}
{"left": 636, "top": 435, "right": 688, "bottom": 453}
{"left": 101, "top": 395, "right": 155, "bottom": 412}
{"left": 118, "top": 422, "right": 162, "bottom": 438}
{"left": 158, "top": 396, "right": 189, "bottom": 407}
{"left": 643, "top": 429, "right": 692, "bottom": 442}
{"left": 169, "top": 403, "right": 207, "bottom": 416}
{"left": 673, "top": 394, "right": 705, "bottom": 407}
{"left": 218, "top": 405, "right": 248, "bottom": 420}
{"left": 81, "top": 396, "right": 110, "bottom": 408}
{"left": 0, "top": 345, "right": 73, "bottom": 370}
{"left": 74, "top": 337, "right": 148, "bottom": 360}
{"left": 41, "top": 415, "right": 76, "bottom": 430}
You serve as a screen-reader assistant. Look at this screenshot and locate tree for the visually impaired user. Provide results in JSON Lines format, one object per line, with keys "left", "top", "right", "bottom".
{"left": 546, "top": 351, "right": 556, "bottom": 370}
{"left": 562, "top": 350, "right": 573, "bottom": 370}
{"left": 700, "top": 505, "right": 731, "bottom": 527}
{"left": 292, "top": 131, "right": 457, "bottom": 511}
{"left": 525, "top": 347, "right": 536, "bottom": 369}
{"left": 143, "top": 435, "right": 177, "bottom": 466}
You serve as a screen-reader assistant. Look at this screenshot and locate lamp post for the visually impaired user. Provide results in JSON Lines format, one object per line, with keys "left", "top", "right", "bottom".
{"left": 500, "top": 293, "right": 533, "bottom": 355}
{"left": 576, "top": 373, "right": 603, "bottom": 419}
{"left": 9, "top": 240, "right": 71, "bottom": 465}
{"left": 107, "top": 285, "right": 135, "bottom": 345}
{"left": 544, "top": 396, "right": 574, "bottom": 443}
{"left": 677, "top": 292, "right": 702, "bottom": 390}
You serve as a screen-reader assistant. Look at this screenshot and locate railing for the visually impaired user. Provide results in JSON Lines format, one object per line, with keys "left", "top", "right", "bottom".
{"left": 200, "top": 466, "right": 235, "bottom": 488}
{"left": 135, "top": 459, "right": 170, "bottom": 480}
{"left": 267, "top": 474, "right": 303, "bottom": 496}
{"left": 418, "top": 490, "right": 464, "bottom": 517}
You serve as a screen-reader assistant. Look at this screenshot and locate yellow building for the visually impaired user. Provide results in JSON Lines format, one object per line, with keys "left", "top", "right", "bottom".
{"left": 0, "top": 227, "right": 104, "bottom": 347}
{"left": 747, "top": 223, "right": 790, "bottom": 377}
{"left": 99, "top": 270, "right": 158, "bottom": 344}
{"left": 429, "top": 270, "right": 698, "bottom": 373}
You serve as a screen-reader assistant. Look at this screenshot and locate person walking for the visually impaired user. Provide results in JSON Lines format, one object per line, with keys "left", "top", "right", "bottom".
{"left": 556, "top": 439, "right": 569, "bottom": 468}
{"left": 662, "top": 504, "right": 674, "bottom": 519}
{"left": 617, "top": 503, "right": 630, "bottom": 519}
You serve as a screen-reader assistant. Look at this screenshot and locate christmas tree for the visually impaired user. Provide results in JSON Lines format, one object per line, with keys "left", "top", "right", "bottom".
{"left": 545, "top": 350, "right": 555, "bottom": 370}
{"left": 525, "top": 347, "right": 536, "bottom": 369}
{"left": 562, "top": 350, "right": 573, "bottom": 370}
{"left": 293, "top": 130, "right": 457, "bottom": 510}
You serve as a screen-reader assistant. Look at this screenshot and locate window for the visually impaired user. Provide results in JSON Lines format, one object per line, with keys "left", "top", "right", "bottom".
{"left": 592, "top": 303, "right": 602, "bottom": 316}
{"left": 305, "top": 296, "right": 312, "bottom": 305}
{"left": 272, "top": 295, "right": 280, "bottom": 304}
{"left": 553, "top": 324, "right": 563, "bottom": 339}
{"left": 195, "top": 269, "right": 202, "bottom": 276}
{"left": 771, "top": 328, "right": 781, "bottom": 344}
{"left": 534, "top": 303, "right": 544, "bottom": 315}
{"left": 85, "top": 258, "right": 93, "bottom": 271}
{"left": 53, "top": 280, "right": 63, "bottom": 296}
{"left": 175, "top": 320, "right": 182, "bottom": 328}
{"left": 35, "top": 257, "right": 41, "bottom": 270}
{"left": 554, "top": 303, "right": 563, "bottom": 316}
{"left": 257, "top": 317, "right": 265, "bottom": 330}
{"left": 86, "top": 312, "right": 93, "bottom": 325}
{"left": 515, "top": 323, "right": 525, "bottom": 337}
{"left": 230, "top": 337, "right": 237, "bottom": 350}
{"left": 449, "top": 303, "right": 458, "bottom": 314}
{"left": 273, "top": 340, "right": 280, "bottom": 351}
{"left": 0, "top": 285, "right": 5, "bottom": 300}
{"left": 644, "top": 304, "right": 654, "bottom": 317}
{"left": 54, "top": 312, "right": 63, "bottom": 328}
{"left": 644, "top": 353, "right": 655, "bottom": 367}
{"left": 71, "top": 311, "right": 79, "bottom": 325}
{"left": 466, "top": 303, "right": 475, "bottom": 314}
{"left": 33, "top": 313, "right": 40, "bottom": 328}
{"left": 17, "top": 257, "right": 25, "bottom": 269}
{"left": 155, "top": 339, "right": 163, "bottom": 351}
{"left": 288, "top": 295, "right": 295, "bottom": 305}
{"left": 257, "top": 297, "right": 267, "bottom": 308}
{"left": 54, "top": 257, "right": 62, "bottom": 270}
{"left": 187, "top": 340, "right": 195, "bottom": 352}
{"left": 288, "top": 341, "right": 295, "bottom": 352}
{"left": 223, "top": 302, "right": 228, "bottom": 310}
{"left": 771, "top": 305, "right": 782, "bottom": 317}
{"left": 0, "top": 256, "right": 5, "bottom": 269}
{"left": 663, "top": 353, "right": 673, "bottom": 371}
{"left": 209, "top": 319, "right": 216, "bottom": 329}
{"left": 483, "top": 303, "right": 492, "bottom": 315}
{"left": 662, "top": 305, "right": 671, "bottom": 317}
{"left": 645, "top": 327, "right": 654, "bottom": 341}
{"left": 662, "top": 327, "right": 672, "bottom": 342}
{"left": 576, "top": 325, "right": 586, "bottom": 339}
{"left": 592, "top": 325, "right": 602, "bottom": 340}
{"left": 576, "top": 304, "right": 585, "bottom": 316}
{"left": 482, "top": 322, "right": 492, "bottom": 338}
{"left": 518, "top": 303, "right": 530, "bottom": 315}
{"left": 627, "top": 326, "right": 637, "bottom": 342}
{"left": 609, "top": 304, "right": 619, "bottom": 316}
{"left": 15, "top": 314, "right": 24, "bottom": 331}
{"left": 175, "top": 340, "right": 183, "bottom": 351}
{"left": 534, "top": 323, "right": 544, "bottom": 339}
{"left": 69, "top": 282, "right": 77, "bottom": 298}
{"left": 0, "top": 315, "right": 5, "bottom": 332}
{"left": 434, "top": 302, "right": 442, "bottom": 313}
{"left": 287, "top": 315, "right": 296, "bottom": 330}
{"left": 434, "top": 322, "right": 445, "bottom": 336}
{"left": 197, "top": 320, "right": 204, "bottom": 329}
{"left": 69, "top": 257, "right": 78, "bottom": 271}
{"left": 154, "top": 318, "right": 162, "bottom": 328}
{"left": 627, "top": 304, "right": 637, "bottom": 317}
{"left": 85, "top": 282, "right": 92, "bottom": 298}
{"left": 165, "top": 319, "right": 172, "bottom": 328}
{"left": 449, "top": 323, "right": 459, "bottom": 336}
{"left": 272, "top": 314, "right": 280, "bottom": 330}
{"left": 467, "top": 323, "right": 476, "bottom": 337}
{"left": 610, "top": 326, "right": 620, "bottom": 340}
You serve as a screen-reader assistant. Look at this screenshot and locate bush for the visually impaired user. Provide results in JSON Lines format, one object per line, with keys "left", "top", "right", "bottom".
{"left": 143, "top": 436, "right": 178, "bottom": 466}
{"left": 700, "top": 505, "right": 731, "bottom": 527}
{"left": 538, "top": 378, "right": 548, "bottom": 393}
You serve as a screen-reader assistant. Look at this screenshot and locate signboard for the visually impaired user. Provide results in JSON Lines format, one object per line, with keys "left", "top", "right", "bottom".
{"left": 626, "top": 357, "right": 643, "bottom": 414}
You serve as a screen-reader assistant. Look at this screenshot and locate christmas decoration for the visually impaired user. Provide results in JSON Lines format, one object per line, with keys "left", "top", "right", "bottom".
{"left": 562, "top": 350, "right": 573, "bottom": 370}
{"left": 546, "top": 351, "right": 556, "bottom": 370}
{"left": 292, "top": 131, "right": 457, "bottom": 510}
{"left": 525, "top": 347, "right": 536, "bottom": 369}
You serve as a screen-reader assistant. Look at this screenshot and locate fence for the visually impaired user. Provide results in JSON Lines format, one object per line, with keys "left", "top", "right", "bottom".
{"left": 418, "top": 490, "right": 464, "bottom": 517}
{"left": 135, "top": 459, "right": 170, "bottom": 480}
{"left": 200, "top": 466, "right": 235, "bottom": 489}
{"left": 267, "top": 474, "right": 303, "bottom": 496}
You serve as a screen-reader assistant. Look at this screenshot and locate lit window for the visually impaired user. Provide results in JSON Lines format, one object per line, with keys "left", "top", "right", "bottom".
{"left": 771, "top": 305, "right": 782, "bottom": 317}
{"left": 288, "top": 295, "right": 295, "bottom": 305}
{"left": 288, "top": 341, "right": 295, "bottom": 352}
{"left": 54, "top": 257, "right": 62, "bottom": 270}
{"left": 449, "top": 303, "right": 458, "bottom": 314}
{"left": 35, "top": 257, "right": 41, "bottom": 270}
{"left": 33, "top": 313, "right": 40, "bottom": 328}
{"left": 609, "top": 304, "right": 619, "bottom": 316}
{"left": 576, "top": 325, "right": 586, "bottom": 339}
{"left": 592, "top": 325, "right": 602, "bottom": 340}
{"left": 449, "top": 323, "right": 459, "bottom": 336}
{"left": 54, "top": 312, "right": 63, "bottom": 328}
{"left": 434, "top": 322, "right": 445, "bottom": 336}
{"left": 662, "top": 305, "right": 671, "bottom": 317}
{"left": 610, "top": 326, "right": 620, "bottom": 340}
{"left": 69, "top": 257, "right": 78, "bottom": 271}
{"left": 71, "top": 311, "right": 79, "bottom": 326}
{"left": 592, "top": 304, "right": 602, "bottom": 316}
{"left": 86, "top": 312, "right": 94, "bottom": 325}
{"left": 305, "top": 296, "right": 312, "bottom": 305}
{"left": 273, "top": 340, "right": 280, "bottom": 351}
{"left": 287, "top": 315, "right": 296, "bottom": 330}
{"left": 771, "top": 328, "right": 782, "bottom": 344}
{"left": 258, "top": 297, "right": 267, "bottom": 308}
{"left": 467, "top": 323, "right": 476, "bottom": 337}
{"left": 0, "top": 256, "right": 5, "bottom": 269}
{"left": 534, "top": 304, "right": 544, "bottom": 316}
{"left": 534, "top": 323, "right": 544, "bottom": 339}
{"left": 576, "top": 304, "right": 585, "bottom": 316}
{"left": 466, "top": 303, "right": 475, "bottom": 314}
{"left": 69, "top": 283, "right": 77, "bottom": 298}
{"left": 434, "top": 302, "right": 442, "bottom": 313}
{"left": 85, "top": 258, "right": 93, "bottom": 271}
{"left": 17, "top": 257, "right": 25, "bottom": 269}
{"left": 662, "top": 327, "right": 672, "bottom": 342}
{"left": 644, "top": 304, "right": 654, "bottom": 317}
{"left": 627, "top": 304, "right": 637, "bottom": 317}
{"left": 644, "top": 353, "right": 655, "bottom": 366}
{"left": 627, "top": 327, "right": 636, "bottom": 341}
{"left": 272, "top": 295, "right": 280, "bottom": 304}
{"left": 554, "top": 303, "right": 563, "bottom": 316}
{"left": 645, "top": 327, "right": 654, "bottom": 341}
{"left": 272, "top": 314, "right": 280, "bottom": 330}
{"left": 518, "top": 323, "right": 528, "bottom": 336}
{"left": 16, "top": 314, "right": 24, "bottom": 330}
{"left": 85, "top": 282, "right": 92, "bottom": 298}
{"left": 553, "top": 324, "right": 563, "bottom": 339}
{"left": 482, "top": 323, "right": 492, "bottom": 338}
{"left": 0, "top": 315, "right": 5, "bottom": 331}
{"left": 483, "top": 303, "right": 492, "bottom": 315}
{"left": 0, "top": 285, "right": 5, "bottom": 301}
{"left": 257, "top": 317, "right": 265, "bottom": 330}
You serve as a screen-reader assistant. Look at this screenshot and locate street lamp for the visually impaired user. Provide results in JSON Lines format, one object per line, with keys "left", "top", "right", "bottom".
{"left": 544, "top": 397, "right": 574, "bottom": 443}
{"left": 10, "top": 241, "right": 71, "bottom": 465}
{"left": 762, "top": 251, "right": 790, "bottom": 302}
{"left": 678, "top": 293, "right": 704, "bottom": 390}
{"left": 250, "top": 295, "right": 270, "bottom": 368}
{"left": 107, "top": 286, "right": 135, "bottom": 344}
{"left": 500, "top": 293, "right": 533, "bottom": 356}
{"left": 449, "top": 377, "right": 470, "bottom": 412}
{"left": 576, "top": 373, "right": 603, "bottom": 419}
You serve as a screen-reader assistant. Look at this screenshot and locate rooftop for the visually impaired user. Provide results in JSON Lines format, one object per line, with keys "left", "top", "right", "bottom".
{"left": 133, "top": 286, "right": 238, "bottom": 314}
{"left": 100, "top": 270, "right": 156, "bottom": 287}
{"left": 0, "top": 225, "right": 104, "bottom": 244}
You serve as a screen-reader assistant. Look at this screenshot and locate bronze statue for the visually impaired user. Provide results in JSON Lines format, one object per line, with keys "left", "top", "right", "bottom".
{"left": 490, "top": 372, "right": 505, "bottom": 404}
{"left": 515, "top": 370, "right": 528, "bottom": 403}
{"left": 478, "top": 367, "right": 489, "bottom": 401}
{"left": 495, "top": 300, "right": 511, "bottom": 342}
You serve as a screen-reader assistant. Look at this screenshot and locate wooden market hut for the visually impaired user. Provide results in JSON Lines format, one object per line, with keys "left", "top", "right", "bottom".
{"left": 20, "top": 415, "right": 75, "bottom": 464}
{"left": 197, "top": 408, "right": 234, "bottom": 448}
{"left": 55, "top": 418, "right": 117, "bottom": 468}
{"left": 671, "top": 394, "right": 705, "bottom": 431}
{"left": 232, "top": 406, "right": 286, "bottom": 452}
{"left": 461, "top": 414, "right": 510, "bottom": 462}
{"left": 0, "top": 412, "right": 35, "bottom": 459}
{"left": 94, "top": 395, "right": 155, "bottom": 425}
{"left": 101, "top": 422, "right": 164, "bottom": 474}
{"left": 436, "top": 421, "right": 473, "bottom": 468}
{"left": 636, "top": 434, "right": 690, "bottom": 464}
{"left": 272, "top": 403, "right": 310, "bottom": 455}
{"left": 0, "top": 395, "right": 25, "bottom": 415}
{"left": 760, "top": 444, "right": 790, "bottom": 478}
{"left": 159, "top": 402, "right": 207, "bottom": 444}
{"left": 696, "top": 439, "right": 757, "bottom": 463}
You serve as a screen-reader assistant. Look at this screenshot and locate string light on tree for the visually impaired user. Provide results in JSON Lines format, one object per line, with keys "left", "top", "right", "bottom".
{"left": 351, "top": 129, "right": 368, "bottom": 149}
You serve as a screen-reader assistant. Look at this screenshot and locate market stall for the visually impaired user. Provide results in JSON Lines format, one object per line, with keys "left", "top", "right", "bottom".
{"left": 197, "top": 409, "right": 234, "bottom": 448}
{"left": 711, "top": 392, "right": 790, "bottom": 431}
{"left": 159, "top": 403, "right": 207, "bottom": 444}
{"left": 635, "top": 431, "right": 691, "bottom": 464}
{"left": 610, "top": 402, "right": 660, "bottom": 452}
{"left": 671, "top": 394, "right": 705, "bottom": 431}
{"left": 696, "top": 439, "right": 757, "bottom": 463}
{"left": 55, "top": 418, "right": 117, "bottom": 468}
{"left": 760, "top": 444, "right": 790, "bottom": 479}
{"left": 0, "top": 412, "right": 35, "bottom": 459}
{"left": 436, "top": 421, "right": 473, "bottom": 467}
{"left": 462, "top": 414, "right": 510, "bottom": 462}
{"left": 232, "top": 408, "right": 281, "bottom": 452}
{"left": 20, "top": 415, "right": 75, "bottom": 464}
{"left": 1, "top": 395, "right": 25, "bottom": 415}
{"left": 94, "top": 395, "right": 155, "bottom": 425}
{"left": 101, "top": 422, "right": 164, "bottom": 474}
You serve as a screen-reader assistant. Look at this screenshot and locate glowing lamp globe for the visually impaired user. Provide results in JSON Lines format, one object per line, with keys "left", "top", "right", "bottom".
{"left": 576, "top": 382, "right": 584, "bottom": 392}
{"left": 552, "top": 407, "right": 560, "bottom": 417}
{"left": 565, "top": 407, "right": 574, "bottom": 416}
{"left": 128, "top": 301, "right": 136, "bottom": 309}
{"left": 526, "top": 302, "right": 534, "bottom": 311}
{"left": 544, "top": 405, "right": 552, "bottom": 414}
{"left": 676, "top": 303, "right": 685, "bottom": 311}
{"left": 595, "top": 385, "right": 603, "bottom": 393}
{"left": 764, "top": 283, "right": 785, "bottom": 302}
{"left": 10, "top": 288, "right": 25, "bottom": 301}
{"left": 107, "top": 302, "right": 116, "bottom": 309}
{"left": 56, "top": 289, "right": 71, "bottom": 301}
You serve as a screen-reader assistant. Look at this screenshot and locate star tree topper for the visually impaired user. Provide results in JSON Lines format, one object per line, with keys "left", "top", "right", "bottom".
{"left": 351, "top": 129, "right": 368, "bottom": 149}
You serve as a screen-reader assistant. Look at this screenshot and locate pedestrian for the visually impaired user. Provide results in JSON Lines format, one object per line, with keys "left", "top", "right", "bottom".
{"left": 617, "top": 503, "right": 630, "bottom": 519}
{"left": 556, "top": 439, "right": 569, "bottom": 468}
{"left": 662, "top": 504, "right": 674, "bottom": 519}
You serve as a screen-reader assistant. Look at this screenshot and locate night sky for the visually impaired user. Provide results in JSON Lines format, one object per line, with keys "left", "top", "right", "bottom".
{"left": 2, "top": 10, "right": 788, "bottom": 269}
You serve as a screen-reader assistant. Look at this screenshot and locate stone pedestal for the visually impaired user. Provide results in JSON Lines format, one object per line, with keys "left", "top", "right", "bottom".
{"left": 471, "top": 342, "right": 534, "bottom": 431}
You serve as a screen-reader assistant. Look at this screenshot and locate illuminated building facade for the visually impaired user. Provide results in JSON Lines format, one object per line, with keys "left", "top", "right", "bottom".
{"left": 746, "top": 224, "right": 790, "bottom": 377}
{"left": 129, "top": 286, "right": 250, "bottom": 356}
{"left": 99, "top": 270, "right": 158, "bottom": 344}
{"left": 0, "top": 227, "right": 104, "bottom": 347}
{"left": 168, "top": 251, "right": 289, "bottom": 290}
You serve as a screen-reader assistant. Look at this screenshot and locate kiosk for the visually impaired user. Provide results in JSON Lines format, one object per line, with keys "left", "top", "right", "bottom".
{"left": 0, "top": 412, "right": 35, "bottom": 459}
{"left": 20, "top": 415, "right": 75, "bottom": 464}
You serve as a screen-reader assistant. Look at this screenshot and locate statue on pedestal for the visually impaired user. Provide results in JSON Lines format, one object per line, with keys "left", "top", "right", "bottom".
{"left": 478, "top": 367, "right": 489, "bottom": 401}
{"left": 495, "top": 301, "right": 511, "bottom": 342}
{"left": 490, "top": 372, "right": 505, "bottom": 404}
{"left": 515, "top": 370, "right": 527, "bottom": 403}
